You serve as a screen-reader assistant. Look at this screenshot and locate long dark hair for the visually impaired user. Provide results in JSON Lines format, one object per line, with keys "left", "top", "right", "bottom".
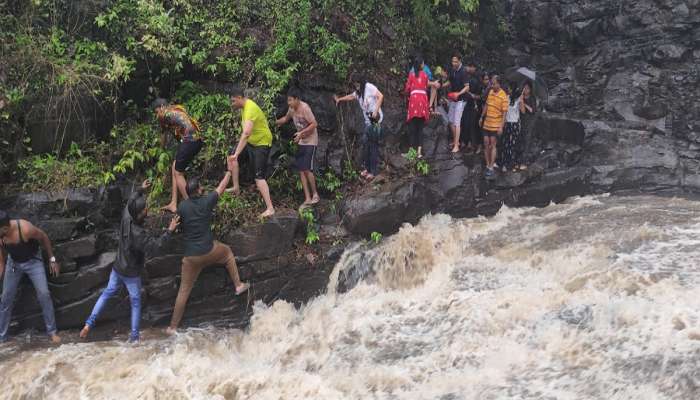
{"left": 411, "top": 55, "right": 423, "bottom": 77}
{"left": 351, "top": 73, "right": 368, "bottom": 101}
{"left": 509, "top": 82, "right": 522, "bottom": 106}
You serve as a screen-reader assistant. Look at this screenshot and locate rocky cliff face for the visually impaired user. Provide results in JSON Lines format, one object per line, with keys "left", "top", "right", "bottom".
{"left": 3, "top": 0, "right": 700, "bottom": 338}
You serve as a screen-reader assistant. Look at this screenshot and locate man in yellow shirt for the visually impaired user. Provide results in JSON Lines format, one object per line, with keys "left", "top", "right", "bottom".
{"left": 480, "top": 75, "right": 509, "bottom": 177}
{"left": 228, "top": 87, "right": 275, "bottom": 218}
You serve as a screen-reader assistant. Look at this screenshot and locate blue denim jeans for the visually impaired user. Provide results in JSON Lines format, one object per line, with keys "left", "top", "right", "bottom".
{"left": 85, "top": 269, "right": 142, "bottom": 341}
{"left": 0, "top": 256, "right": 57, "bottom": 341}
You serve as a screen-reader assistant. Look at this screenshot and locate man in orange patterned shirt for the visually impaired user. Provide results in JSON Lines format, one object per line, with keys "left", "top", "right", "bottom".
{"left": 153, "top": 98, "right": 204, "bottom": 213}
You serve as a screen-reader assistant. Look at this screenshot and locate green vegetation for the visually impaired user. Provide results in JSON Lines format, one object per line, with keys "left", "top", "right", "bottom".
{"left": 370, "top": 231, "right": 383, "bottom": 244}
{"left": 300, "top": 207, "right": 320, "bottom": 245}
{"left": 403, "top": 148, "right": 431, "bottom": 176}
{"left": 1, "top": 0, "right": 486, "bottom": 227}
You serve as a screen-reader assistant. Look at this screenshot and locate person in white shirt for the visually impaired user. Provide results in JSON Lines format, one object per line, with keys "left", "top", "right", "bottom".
{"left": 334, "top": 76, "right": 385, "bottom": 181}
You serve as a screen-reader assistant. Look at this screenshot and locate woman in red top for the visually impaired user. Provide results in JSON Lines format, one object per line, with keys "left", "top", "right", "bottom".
{"left": 404, "top": 56, "right": 431, "bottom": 158}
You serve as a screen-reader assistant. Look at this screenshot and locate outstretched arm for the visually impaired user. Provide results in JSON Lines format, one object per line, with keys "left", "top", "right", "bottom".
{"left": 25, "top": 222, "right": 59, "bottom": 276}
{"left": 215, "top": 171, "right": 233, "bottom": 196}
{"left": 334, "top": 93, "right": 357, "bottom": 105}
{"left": 275, "top": 114, "right": 291, "bottom": 127}
{"left": 231, "top": 120, "right": 254, "bottom": 159}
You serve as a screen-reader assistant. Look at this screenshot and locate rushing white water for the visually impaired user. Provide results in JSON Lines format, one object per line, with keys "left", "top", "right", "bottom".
{"left": 1, "top": 195, "right": 699, "bottom": 400}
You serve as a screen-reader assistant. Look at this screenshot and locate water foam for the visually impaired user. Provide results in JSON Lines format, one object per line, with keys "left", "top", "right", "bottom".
{"left": 1, "top": 195, "right": 699, "bottom": 399}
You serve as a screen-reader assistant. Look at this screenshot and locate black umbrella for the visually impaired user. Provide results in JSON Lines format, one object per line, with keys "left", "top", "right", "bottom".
{"left": 504, "top": 67, "right": 548, "bottom": 104}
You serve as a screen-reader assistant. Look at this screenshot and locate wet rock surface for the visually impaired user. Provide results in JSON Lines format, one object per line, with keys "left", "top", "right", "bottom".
{"left": 3, "top": 0, "right": 700, "bottom": 336}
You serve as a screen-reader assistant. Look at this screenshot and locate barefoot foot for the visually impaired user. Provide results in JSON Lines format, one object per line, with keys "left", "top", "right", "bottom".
{"left": 79, "top": 325, "right": 90, "bottom": 339}
{"left": 50, "top": 334, "right": 61, "bottom": 344}
{"left": 309, "top": 194, "right": 320, "bottom": 205}
{"left": 260, "top": 209, "right": 275, "bottom": 219}
{"left": 225, "top": 186, "right": 240, "bottom": 195}
{"left": 161, "top": 203, "right": 178, "bottom": 213}
{"left": 235, "top": 282, "right": 250, "bottom": 296}
{"left": 165, "top": 327, "right": 177, "bottom": 336}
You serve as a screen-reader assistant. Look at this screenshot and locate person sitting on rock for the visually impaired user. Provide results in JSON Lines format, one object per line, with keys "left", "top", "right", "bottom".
{"left": 153, "top": 98, "right": 204, "bottom": 214}
{"left": 480, "top": 75, "right": 509, "bottom": 177}
{"left": 334, "top": 75, "right": 384, "bottom": 181}
{"left": 227, "top": 87, "right": 276, "bottom": 218}
{"left": 0, "top": 210, "right": 61, "bottom": 344}
{"left": 275, "top": 88, "right": 320, "bottom": 209}
{"left": 80, "top": 180, "right": 179, "bottom": 343}
{"left": 166, "top": 173, "right": 250, "bottom": 335}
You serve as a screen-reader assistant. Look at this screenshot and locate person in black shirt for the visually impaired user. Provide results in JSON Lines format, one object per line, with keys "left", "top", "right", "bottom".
{"left": 461, "top": 62, "right": 484, "bottom": 154}
{"left": 80, "top": 180, "right": 179, "bottom": 342}
{"left": 166, "top": 171, "right": 250, "bottom": 334}
{"left": 0, "top": 210, "right": 61, "bottom": 343}
{"left": 445, "top": 54, "right": 471, "bottom": 153}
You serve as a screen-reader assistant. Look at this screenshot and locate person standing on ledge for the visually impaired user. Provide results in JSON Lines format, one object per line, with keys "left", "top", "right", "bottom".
{"left": 166, "top": 172, "right": 250, "bottom": 335}
{"left": 480, "top": 75, "right": 509, "bottom": 177}
{"left": 80, "top": 180, "right": 180, "bottom": 343}
{"left": 227, "top": 87, "right": 275, "bottom": 218}
{"left": 153, "top": 98, "right": 204, "bottom": 214}
{"left": 275, "top": 88, "right": 320, "bottom": 208}
{"left": 0, "top": 210, "right": 61, "bottom": 344}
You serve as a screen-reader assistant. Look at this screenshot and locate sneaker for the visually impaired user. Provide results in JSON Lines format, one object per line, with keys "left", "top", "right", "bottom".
{"left": 484, "top": 168, "right": 494, "bottom": 177}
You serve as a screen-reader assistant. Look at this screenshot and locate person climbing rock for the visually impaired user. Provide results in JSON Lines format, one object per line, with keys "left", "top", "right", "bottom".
{"left": 334, "top": 75, "right": 385, "bottom": 181}
{"left": 276, "top": 88, "right": 320, "bottom": 209}
{"left": 153, "top": 99, "right": 204, "bottom": 214}
{"left": 166, "top": 173, "right": 250, "bottom": 334}
{"left": 0, "top": 210, "right": 61, "bottom": 344}
{"left": 80, "top": 180, "right": 179, "bottom": 343}
{"left": 228, "top": 87, "right": 276, "bottom": 219}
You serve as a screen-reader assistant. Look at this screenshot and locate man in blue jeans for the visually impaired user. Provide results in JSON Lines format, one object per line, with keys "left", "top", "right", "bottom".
{"left": 0, "top": 210, "right": 61, "bottom": 343}
{"left": 80, "top": 180, "right": 179, "bottom": 342}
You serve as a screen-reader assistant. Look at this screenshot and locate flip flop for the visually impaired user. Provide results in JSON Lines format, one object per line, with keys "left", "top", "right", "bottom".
{"left": 235, "top": 282, "right": 250, "bottom": 296}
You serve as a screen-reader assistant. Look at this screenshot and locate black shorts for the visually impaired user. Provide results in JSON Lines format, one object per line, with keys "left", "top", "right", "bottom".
{"left": 231, "top": 145, "right": 270, "bottom": 180}
{"left": 482, "top": 129, "right": 498, "bottom": 138}
{"left": 295, "top": 145, "right": 316, "bottom": 172}
{"left": 175, "top": 140, "right": 204, "bottom": 172}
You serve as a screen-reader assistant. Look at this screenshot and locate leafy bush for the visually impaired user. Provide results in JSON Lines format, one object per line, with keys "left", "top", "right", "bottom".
{"left": 18, "top": 142, "right": 111, "bottom": 191}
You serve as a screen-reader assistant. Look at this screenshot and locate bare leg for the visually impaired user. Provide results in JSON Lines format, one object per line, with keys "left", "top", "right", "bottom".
{"left": 305, "top": 171, "right": 320, "bottom": 204}
{"left": 226, "top": 156, "right": 241, "bottom": 194}
{"left": 483, "top": 137, "right": 491, "bottom": 167}
{"left": 217, "top": 243, "right": 249, "bottom": 294}
{"left": 490, "top": 137, "right": 498, "bottom": 169}
{"left": 429, "top": 86, "right": 437, "bottom": 111}
{"left": 162, "top": 161, "right": 179, "bottom": 213}
{"left": 451, "top": 125, "right": 461, "bottom": 152}
{"left": 256, "top": 179, "right": 275, "bottom": 217}
{"left": 299, "top": 172, "right": 311, "bottom": 204}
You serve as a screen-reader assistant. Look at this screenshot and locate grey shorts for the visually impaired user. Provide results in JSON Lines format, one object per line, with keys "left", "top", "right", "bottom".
{"left": 448, "top": 101, "right": 466, "bottom": 127}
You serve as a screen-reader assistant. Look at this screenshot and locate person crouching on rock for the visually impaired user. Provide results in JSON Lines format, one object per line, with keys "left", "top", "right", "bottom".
{"left": 153, "top": 98, "right": 205, "bottom": 214}
{"left": 227, "top": 87, "right": 276, "bottom": 219}
{"left": 0, "top": 210, "right": 61, "bottom": 344}
{"left": 166, "top": 174, "right": 250, "bottom": 335}
{"left": 80, "top": 180, "right": 179, "bottom": 343}
{"left": 275, "top": 88, "right": 320, "bottom": 209}
{"left": 334, "top": 75, "right": 384, "bottom": 181}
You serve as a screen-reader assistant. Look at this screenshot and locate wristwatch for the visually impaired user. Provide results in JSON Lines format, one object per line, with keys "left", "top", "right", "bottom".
{"left": 50, "top": 256, "right": 57, "bottom": 263}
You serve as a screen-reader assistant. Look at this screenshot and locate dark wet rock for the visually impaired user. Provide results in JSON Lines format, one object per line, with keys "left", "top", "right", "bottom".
{"left": 343, "top": 180, "right": 433, "bottom": 236}
{"left": 54, "top": 234, "right": 96, "bottom": 261}
{"left": 222, "top": 209, "right": 300, "bottom": 262}
{"left": 36, "top": 218, "right": 83, "bottom": 243}
{"left": 48, "top": 252, "right": 116, "bottom": 305}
